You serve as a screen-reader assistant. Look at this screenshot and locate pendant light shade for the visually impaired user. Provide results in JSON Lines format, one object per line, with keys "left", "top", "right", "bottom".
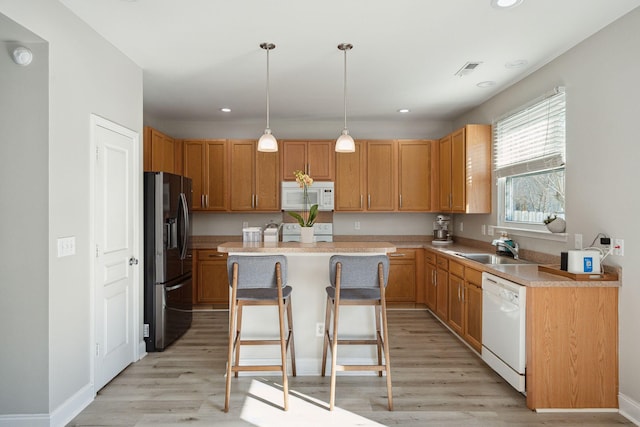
{"left": 336, "top": 43, "right": 355, "bottom": 153}
{"left": 257, "top": 42, "right": 278, "bottom": 152}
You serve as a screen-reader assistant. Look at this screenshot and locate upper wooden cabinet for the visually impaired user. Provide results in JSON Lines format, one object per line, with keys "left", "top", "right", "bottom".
{"left": 398, "top": 140, "right": 435, "bottom": 211}
{"left": 143, "top": 126, "right": 182, "bottom": 174}
{"left": 438, "top": 124, "right": 491, "bottom": 213}
{"left": 335, "top": 140, "right": 366, "bottom": 211}
{"left": 366, "top": 140, "right": 397, "bottom": 211}
{"left": 229, "top": 140, "right": 280, "bottom": 211}
{"left": 183, "top": 139, "right": 227, "bottom": 211}
{"left": 281, "top": 140, "right": 335, "bottom": 181}
{"left": 335, "top": 139, "right": 434, "bottom": 212}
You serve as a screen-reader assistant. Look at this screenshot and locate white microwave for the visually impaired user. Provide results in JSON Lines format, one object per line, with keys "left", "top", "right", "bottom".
{"left": 281, "top": 181, "right": 334, "bottom": 211}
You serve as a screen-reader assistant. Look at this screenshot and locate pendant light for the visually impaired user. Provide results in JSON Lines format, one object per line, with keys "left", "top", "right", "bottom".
{"left": 335, "top": 43, "right": 355, "bottom": 153}
{"left": 257, "top": 42, "right": 278, "bottom": 152}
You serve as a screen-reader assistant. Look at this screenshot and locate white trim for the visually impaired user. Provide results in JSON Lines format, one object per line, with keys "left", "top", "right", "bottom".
{"left": 535, "top": 408, "right": 619, "bottom": 413}
{"left": 619, "top": 393, "right": 640, "bottom": 425}
{"left": 0, "top": 383, "right": 94, "bottom": 427}
{"left": 489, "top": 225, "right": 569, "bottom": 242}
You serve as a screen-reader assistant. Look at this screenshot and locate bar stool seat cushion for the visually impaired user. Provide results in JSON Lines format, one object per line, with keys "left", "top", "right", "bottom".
{"left": 237, "top": 286, "right": 293, "bottom": 301}
{"left": 325, "top": 287, "right": 380, "bottom": 300}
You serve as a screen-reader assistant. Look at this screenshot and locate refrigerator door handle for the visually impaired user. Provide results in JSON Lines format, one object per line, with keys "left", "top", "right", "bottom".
{"left": 178, "top": 192, "right": 189, "bottom": 260}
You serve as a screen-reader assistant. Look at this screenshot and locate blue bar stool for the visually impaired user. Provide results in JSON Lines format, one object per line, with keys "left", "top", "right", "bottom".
{"left": 224, "top": 255, "right": 296, "bottom": 412}
{"left": 321, "top": 254, "right": 393, "bottom": 410}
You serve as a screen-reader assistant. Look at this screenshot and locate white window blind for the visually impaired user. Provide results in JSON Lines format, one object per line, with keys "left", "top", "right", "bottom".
{"left": 494, "top": 87, "right": 566, "bottom": 178}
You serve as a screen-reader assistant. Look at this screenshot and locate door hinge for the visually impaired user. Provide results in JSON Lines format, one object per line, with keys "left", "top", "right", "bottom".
{"left": 95, "top": 146, "right": 100, "bottom": 161}
{"left": 95, "top": 245, "right": 99, "bottom": 258}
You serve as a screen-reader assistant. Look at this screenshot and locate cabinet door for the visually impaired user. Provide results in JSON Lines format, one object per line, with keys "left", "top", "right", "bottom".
{"left": 425, "top": 260, "right": 437, "bottom": 311}
{"left": 387, "top": 250, "right": 416, "bottom": 303}
{"left": 205, "top": 140, "right": 228, "bottom": 211}
{"left": 465, "top": 285, "right": 482, "bottom": 352}
{"left": 196, "top": 250, "right": 228, "bottom": 305}
{"left": 229, "top": 140, "right": 256, "bottom": 211}
{"left": 448, "top": 273, "right": 464, "bottom": 334}
{"left": 281, "top": 141, "right": 307, "bottom": 180}
{"left": 435, "top": 267, "right": 448, "bottom": 320}
{"left": 183, "top": 140, "right": 207, "bottom": 210}
{"left": 335, "top": 140, "right": 365, "bottom": 211}
{"left": 255, "top": 148, "right": 280, "bottom": 211}
{"left": 366, "top": 140, "right": 397, "bottom": 211}
{"left": 438, "top": 135, "right": 452, "bottom": 211}
{"left": 398, "top": 140, "right": 432, "bottom": 211}
{"left": 450, "top": 128, "right": 466, "bottom": 212}
{"left": 308, "top": 140, "right": 335, "bottom": 181}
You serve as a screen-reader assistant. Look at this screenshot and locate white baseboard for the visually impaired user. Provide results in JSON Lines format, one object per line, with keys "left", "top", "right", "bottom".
{"left": 0, "top": 383, "right": 94, "bottom": 427}
{"left": 0, "top": 414, "right": 49, "bottom": 427}
{"left": 620, "top": 393, "right": 640, "bottom": 426}
{"left": 50, "top": 382, "right": 95, "bottom": 427}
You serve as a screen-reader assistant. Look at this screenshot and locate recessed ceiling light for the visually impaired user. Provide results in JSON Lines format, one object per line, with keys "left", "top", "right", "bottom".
{"left": 491, "top": 0, "right": 524, "bottom": 9}
{"left": 477, "top": 81, "right": 496, "bottom": 88}
{"left": 397, "top": 109, "right": 410, "bottom": 113}
{"left": 505, "top": 59, "right": 528, "bottom": 69}
{"left": 220, "top": 107, "right": 231, "bottom": 113}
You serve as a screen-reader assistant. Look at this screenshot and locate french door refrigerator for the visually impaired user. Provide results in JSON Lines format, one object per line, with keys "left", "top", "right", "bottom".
{"left": 143, "top": 172, "right": 193, "bottom": 352}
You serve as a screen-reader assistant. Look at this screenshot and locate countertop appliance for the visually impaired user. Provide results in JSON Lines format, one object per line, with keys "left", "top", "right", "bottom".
{"left": 481, "top": 272, "right": 526, "bottom": 392}
{"left": 432, "top": 214, "right": 453, "bottom": 244}
{"left": 281, "top": 181, "right": 334, "bottom": 211}
{"left": 282, "top": 222, "right": 333, "bottom": 242}
{"left": 143, "top": 172, "right": 193, "bottom": 352}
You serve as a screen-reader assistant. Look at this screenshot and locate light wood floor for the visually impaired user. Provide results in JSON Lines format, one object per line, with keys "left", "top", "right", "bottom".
{"left": 68, "top": 310, "right": 632, "bottom": 426}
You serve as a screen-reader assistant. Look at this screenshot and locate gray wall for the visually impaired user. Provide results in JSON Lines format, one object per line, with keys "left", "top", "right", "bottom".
{"left": 0, "top": 0, "right": 143, "bottom": 423}
{"left": 0, "top": 22, "right": 49, "bottom": 413}
{"left": 453, "top": 7, "right": 640, "bottom": 418}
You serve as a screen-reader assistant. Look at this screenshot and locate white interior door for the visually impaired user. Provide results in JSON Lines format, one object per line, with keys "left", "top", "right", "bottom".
{"left": 92, "top": 115, "right": 138, "bottom": 391}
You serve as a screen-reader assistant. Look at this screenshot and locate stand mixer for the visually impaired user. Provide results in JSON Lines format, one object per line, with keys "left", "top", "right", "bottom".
{"left": 432, "top": 215, "right": 453, "bottom": 244}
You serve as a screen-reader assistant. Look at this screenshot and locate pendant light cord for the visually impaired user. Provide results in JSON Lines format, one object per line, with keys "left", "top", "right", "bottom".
{"left": 343, "top": 46, "right": 348, "bottom": 130}
{"left": 266, "top": 45, "right": 271, "bottom": 130}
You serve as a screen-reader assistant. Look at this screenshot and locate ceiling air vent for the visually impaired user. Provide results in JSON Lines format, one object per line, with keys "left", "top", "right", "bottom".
{"left": 455, "top": 61, "right": 483, "bottom": 77}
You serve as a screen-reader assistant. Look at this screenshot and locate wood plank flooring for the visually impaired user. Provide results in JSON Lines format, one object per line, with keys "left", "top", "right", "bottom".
{"left": 68, "top": 310, "right": 632, "bottom": 426}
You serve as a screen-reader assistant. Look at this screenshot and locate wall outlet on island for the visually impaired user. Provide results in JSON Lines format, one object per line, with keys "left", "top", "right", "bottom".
{"left": 242, "top": 221, "right": 248, "bottom": 229}
{"left": 315, "top": 322, "right": 324, "bottom": 337}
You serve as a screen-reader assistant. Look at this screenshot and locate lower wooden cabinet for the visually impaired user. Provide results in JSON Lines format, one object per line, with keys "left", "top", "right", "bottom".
{"left": 435, "top": 255, "right": 449, "bottom": 320}
{"left": 194, "top": 250, "right": 228, "bottom": 306}
{"left": 427, "top": 250, "right": 483, "bottom": 352}
{"left": 387, "top": 249, "right": 417, "bottom": 303}
{"left": 464, "top": 267, "right": 483, "bottom": 352}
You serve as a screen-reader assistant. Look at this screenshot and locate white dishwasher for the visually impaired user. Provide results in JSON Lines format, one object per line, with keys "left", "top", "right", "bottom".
{"left": 481, "top": 272, "right": 526, "bottom": 392}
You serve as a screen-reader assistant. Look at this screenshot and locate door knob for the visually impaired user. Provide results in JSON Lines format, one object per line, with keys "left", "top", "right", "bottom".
{"left": 129, "top": 257, "right": 139, "bottom": 266}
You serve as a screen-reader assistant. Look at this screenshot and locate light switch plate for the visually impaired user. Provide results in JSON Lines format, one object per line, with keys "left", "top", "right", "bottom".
{"left": 57, "top": 236, "right": 76, "bottom": 257}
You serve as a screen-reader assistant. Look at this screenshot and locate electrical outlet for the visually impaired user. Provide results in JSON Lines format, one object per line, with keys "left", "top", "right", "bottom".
{"left": 481, "top": 224, "right": 486, "bottom": 235}
{"left": 242, "top": 221, "right": 248, "bottom": 229}
{"left": 315, "top": 322, "right": 324, "bottom": 337}
{"left": 355, "top": 221, "right": 360, "bottom": 230}
{"left": 57, "top": 236, "right": 76, "bottom": 257}
{"left": 459, "top": 222, "right": 464, "bottom": 232}
{"left": 574, "top": 233, "right": 583, "bottom": 249}
{"left": 487, "top": 226, "right": 494, "bottom": 236}
{"left": 613, "top": 239, "right": 624, "bottom": 256}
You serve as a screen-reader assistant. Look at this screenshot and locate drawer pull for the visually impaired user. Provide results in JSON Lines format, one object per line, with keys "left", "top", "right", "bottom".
{"left": 208, "top": 253, "right": 225, "bottom": 258}
{"left": 389, "top": 253, "right": 405, "bottom": 257}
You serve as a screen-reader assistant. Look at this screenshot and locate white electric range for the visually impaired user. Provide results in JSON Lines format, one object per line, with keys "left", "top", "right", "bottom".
{"left": 281, "top": 222, "right": 333, "bottom": 242}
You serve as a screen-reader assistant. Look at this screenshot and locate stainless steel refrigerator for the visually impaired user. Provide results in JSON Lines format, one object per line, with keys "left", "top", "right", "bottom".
{"left": 143, "top": 172, "right": 193, "bottom": 352}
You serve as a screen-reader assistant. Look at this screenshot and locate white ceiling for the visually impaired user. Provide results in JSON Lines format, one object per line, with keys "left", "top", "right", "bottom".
{"left": 59, "top": 0, "right": 639, "bottom": 126}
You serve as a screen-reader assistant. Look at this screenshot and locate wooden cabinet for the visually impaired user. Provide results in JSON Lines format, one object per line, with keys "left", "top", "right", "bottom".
{"left": 335, "top": 140, "right": 366, "bottom": 211}
{"left": 229, "top": 140, "right": 280, "bottom": 211}
{"left": 438, "top": 124, "right": 491, "bottom": 213}
{"left": 281, "top": 140, "right": 334, "bottom": 181}
{"left": 424, "top": 250, "right": 437, "bottom": 311}
{"left": 398, "top": 140, "right": 434, "bottom": 211}
{"left": 464, "top": 267, "right": 483, "bottom": 352}
{"left": 386, "top": 249, "right": 417, "bottom": 303}
{"left": 335, "top": 139, "right": 435, "bottom": 212}
{"left": 183, "top": 139, "right": 227, "bottom": 211}
{"left": 447, "top": 260, "right": 465, "bottom": 335}
{"left": 435, "top": 256, "right": 449, "bottom": 320}
{"left": 194, "top": 250, "right": 228, "bottom": 306}
{"left": 366, "top": 140, "right": 397, "bottom": 211}
{"left": 143, "top": 126, "right": 181, "bottom": 174}
{"left": 526, "top": 286, "right": 618, "bottom": 410}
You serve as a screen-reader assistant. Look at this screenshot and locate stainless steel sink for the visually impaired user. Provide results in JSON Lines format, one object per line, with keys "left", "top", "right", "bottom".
{"left": 455, "top": 253, "right": 530, "bottom": 265}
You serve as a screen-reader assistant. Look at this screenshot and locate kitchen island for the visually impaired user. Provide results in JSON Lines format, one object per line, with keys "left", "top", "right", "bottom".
{"left": 217, "top": 241, "right": 396, "bottom": 375}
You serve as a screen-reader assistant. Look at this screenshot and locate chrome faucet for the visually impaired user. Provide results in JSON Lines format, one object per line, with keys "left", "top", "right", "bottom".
{"left": 492, "top": 239, "right": 520, "bottom": 259}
